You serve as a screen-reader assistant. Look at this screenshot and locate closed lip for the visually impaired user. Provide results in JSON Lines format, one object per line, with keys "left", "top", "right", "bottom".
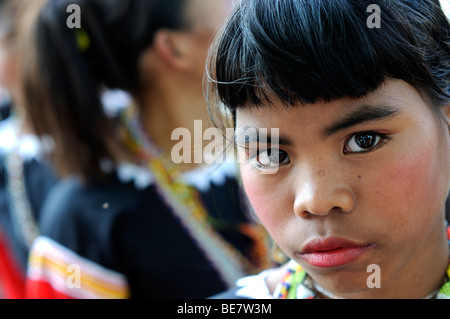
{"left": 296, "top": 237, "right": 375, "bottom": 268}
{"left": 300, "top": 237, "right": 369, "bottom": 254}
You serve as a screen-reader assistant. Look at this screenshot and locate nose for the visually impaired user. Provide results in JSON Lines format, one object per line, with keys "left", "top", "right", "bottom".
{"left": 293, "top": 169, "right": 355, "bottom": 218}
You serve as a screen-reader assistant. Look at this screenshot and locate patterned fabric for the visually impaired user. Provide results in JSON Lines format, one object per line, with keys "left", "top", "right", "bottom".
{"left": 27, "top": 237, "right": 129, "bottom": 299}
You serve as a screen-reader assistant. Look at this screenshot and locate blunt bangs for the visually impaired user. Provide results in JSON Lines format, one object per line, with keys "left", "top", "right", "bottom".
{"left": 209, "top": 0, "right": 450, "bottom": 110}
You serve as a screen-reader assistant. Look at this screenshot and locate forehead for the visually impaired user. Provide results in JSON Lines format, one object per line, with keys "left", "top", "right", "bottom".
{"left": 235, "top": 79, "right": 435, "bottom": 129}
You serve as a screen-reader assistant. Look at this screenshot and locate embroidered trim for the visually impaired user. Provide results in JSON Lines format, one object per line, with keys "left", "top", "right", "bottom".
{"left": 28, "top": 237, "right": 130, "bottom": 299}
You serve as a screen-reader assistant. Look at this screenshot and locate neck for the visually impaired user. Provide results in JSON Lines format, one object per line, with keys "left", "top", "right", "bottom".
{"left": 136, "top": 82, "right": 212, "bottom": 172}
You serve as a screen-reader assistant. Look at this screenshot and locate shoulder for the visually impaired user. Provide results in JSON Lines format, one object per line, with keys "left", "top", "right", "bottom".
{"left": 39, "top": 174, "right": 148, "bottom": 236}
{"left": 39, "top": 174, "right": 153, "bottom": 257}
{"left": 33, "top": 173, "right": 159, "bottom": 286}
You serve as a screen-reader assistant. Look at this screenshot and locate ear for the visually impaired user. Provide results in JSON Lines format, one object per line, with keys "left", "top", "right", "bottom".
{"left": 152, "top": 29, "right": 192, "bottom": 71}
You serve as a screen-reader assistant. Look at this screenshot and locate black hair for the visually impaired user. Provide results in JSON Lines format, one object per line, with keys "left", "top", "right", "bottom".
{"left": 22, "top": 0, "right": 191, "bottom": 179}
{"left": 208, "top": 0, "right": 450, "bottom": 115}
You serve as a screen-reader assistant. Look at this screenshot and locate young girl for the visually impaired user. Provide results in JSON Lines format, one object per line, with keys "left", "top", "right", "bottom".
{"left": 22, "top": 0, "right": 272, "bottom": 299}
{"left": 208, "top": 0, "right": 450, "bottom": 299}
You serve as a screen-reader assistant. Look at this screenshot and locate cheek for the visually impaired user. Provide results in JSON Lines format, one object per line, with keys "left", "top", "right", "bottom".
{"left": 369, "top": 142, "right": 447, "bottom": 227}
{"left": 240, "top": 166, "right": 291, "bottom": 237}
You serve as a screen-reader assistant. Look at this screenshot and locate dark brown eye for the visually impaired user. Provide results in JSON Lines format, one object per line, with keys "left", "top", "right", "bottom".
{"left": 258, "top": 149, "right": 287, "bottom": 164}
{"left": 256, "top": 148, "right": 290, "bottom": 168}
{"left": 355, "top": 133, "right": 377, "bottom": 149}
{"left": 344, "top": 132, "right": 388, "bottom": 154}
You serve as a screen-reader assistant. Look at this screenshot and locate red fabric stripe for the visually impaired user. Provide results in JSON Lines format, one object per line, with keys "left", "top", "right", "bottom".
{"left": 0, "top": 234, "right": 25, "bottom": 299}
{"left": 25, "top": 279, "right": 73, "bottom": 299}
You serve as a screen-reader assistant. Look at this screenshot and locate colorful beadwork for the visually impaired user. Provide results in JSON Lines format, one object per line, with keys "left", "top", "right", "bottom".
{"left": 437, "top": 265, "right": 450, "bottom": 298}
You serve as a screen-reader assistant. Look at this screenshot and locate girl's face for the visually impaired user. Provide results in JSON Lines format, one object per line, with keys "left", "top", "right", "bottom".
{"left": 236, "top": 79, "right": 450, "bottom": 298}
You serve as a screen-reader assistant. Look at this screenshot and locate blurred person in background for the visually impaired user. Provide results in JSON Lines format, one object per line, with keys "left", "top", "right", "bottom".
{"left": 0, "top": 0, "right": 58, "bottom": 299}
{"left": 22, "top": 0, "right": 273, "bottom": 299}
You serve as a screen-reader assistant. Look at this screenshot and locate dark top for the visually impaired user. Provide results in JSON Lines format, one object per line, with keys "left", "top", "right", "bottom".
{"left": 37, "top": 166, "right": 261, "bottom": 299}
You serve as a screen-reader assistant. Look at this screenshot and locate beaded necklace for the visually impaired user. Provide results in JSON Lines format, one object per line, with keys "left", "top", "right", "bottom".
{"left": 118, "top": 105, "right": 272, "bottom": 287}
{"left": 3, "top": 116, "right": 39, "bottom": 249}
{"left": 5, "top": 147, "right": 39, "bottom": 249}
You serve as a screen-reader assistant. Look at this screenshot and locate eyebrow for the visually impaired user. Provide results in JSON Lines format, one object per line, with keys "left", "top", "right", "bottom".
{"left": 323, "top": 104, "right": 401, "bottom": 137}
{"left": 235, "top": 128, "right": 292, "bottom": 146}
{"left": 235, "top": 104, "right": 401, "bottom": 146}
